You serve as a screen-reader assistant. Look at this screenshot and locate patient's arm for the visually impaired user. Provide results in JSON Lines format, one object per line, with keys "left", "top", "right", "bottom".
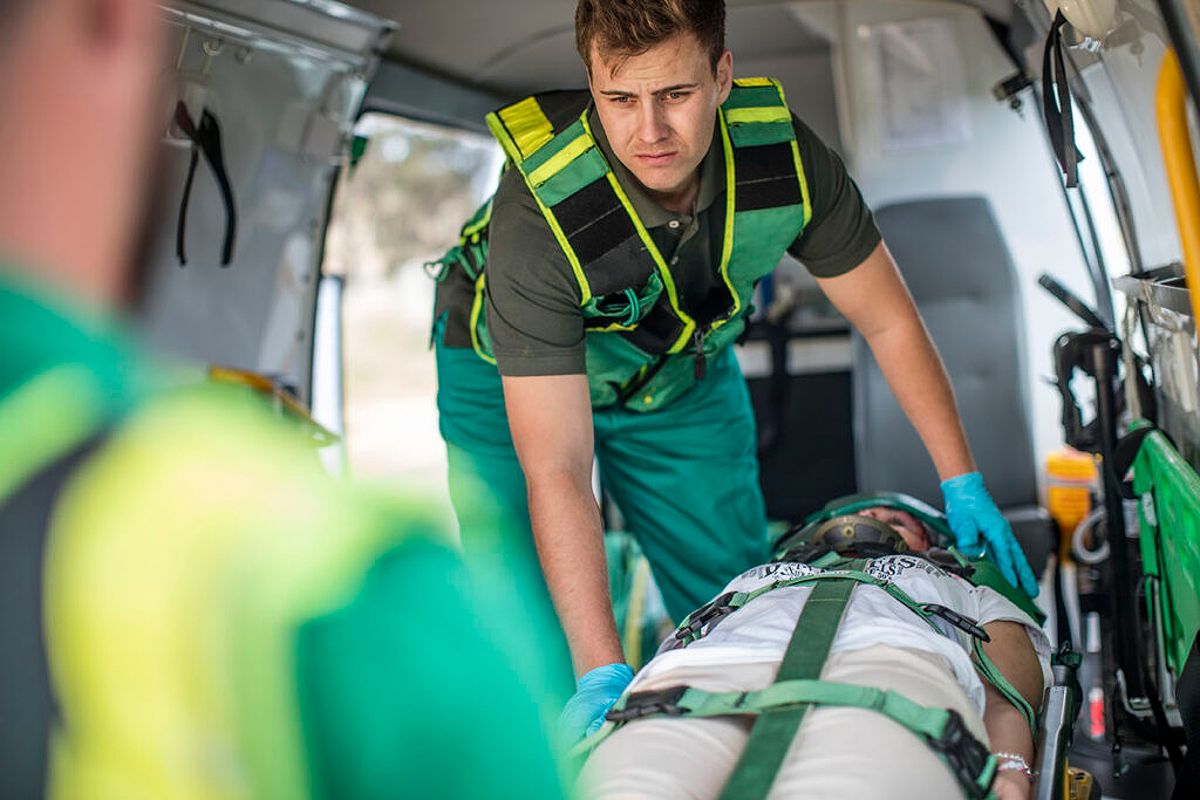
{"left": 979, "top": 620, "right": 1043, "bottom": 800}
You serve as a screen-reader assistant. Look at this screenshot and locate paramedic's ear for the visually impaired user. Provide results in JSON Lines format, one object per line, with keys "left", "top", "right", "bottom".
{"left": 714, "top": 49, "right": 733, "bottom": 105}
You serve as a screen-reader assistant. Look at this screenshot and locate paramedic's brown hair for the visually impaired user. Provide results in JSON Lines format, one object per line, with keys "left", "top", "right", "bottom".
{"left": 575, "top": 0, "right": 726, "bottom": 75}
{"left": 0, "top": 0, "right": 34, "bottom": 37}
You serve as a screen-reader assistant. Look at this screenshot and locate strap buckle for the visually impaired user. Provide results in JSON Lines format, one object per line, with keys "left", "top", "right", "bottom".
{"left": 672, "top": 591, "right": 737, "bottom": 647}
{"left": 927, "top": 710, "right": 996, "bottom": 800}
{"left": 923, "top": 603, "right": 991, "bottom": 642}
{"left": 606, "top": 685, "right": 689, "bottom": 723}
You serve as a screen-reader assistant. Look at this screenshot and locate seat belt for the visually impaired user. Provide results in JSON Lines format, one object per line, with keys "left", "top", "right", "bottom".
{"left": 0, "top": 430, "right": 109, "bottom": 800}
{"left": 173, "top": 101, "right": 238, "bottom": 267}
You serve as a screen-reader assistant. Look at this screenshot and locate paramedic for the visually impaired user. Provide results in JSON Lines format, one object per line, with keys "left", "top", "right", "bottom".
{"left": 430, "top": 0, "right": 1038, "bottom": 739}
{"left": 0, "top": 1, "right": 563, "bottom": 797}
{"left": 579, "top": 507, "right": 1047, "bottom": 800}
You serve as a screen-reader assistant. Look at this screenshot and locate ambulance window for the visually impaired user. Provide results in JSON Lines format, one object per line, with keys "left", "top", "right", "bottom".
{"left": 317, "top": 113, "right": 503, "bottom": 499}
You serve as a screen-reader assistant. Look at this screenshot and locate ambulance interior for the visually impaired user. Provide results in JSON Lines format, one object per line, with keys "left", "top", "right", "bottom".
{"left": 143, "top": 1, "right": 1200, "bottom": 797}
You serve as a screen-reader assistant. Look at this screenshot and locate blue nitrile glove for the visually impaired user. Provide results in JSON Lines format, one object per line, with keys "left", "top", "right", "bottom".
{"left": 559, "top": 663, "right": 635, "bottom": 743}
{"left": 941, "top": 472, "right": 1039, "bottom": 597}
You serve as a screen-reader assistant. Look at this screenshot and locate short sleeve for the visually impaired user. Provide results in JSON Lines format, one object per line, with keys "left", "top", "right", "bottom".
{"left": 787, "top": 115, "right": 881, "bottom": 278}
{"left": 973, "top": 584, "right": 1055, "bottom": 691}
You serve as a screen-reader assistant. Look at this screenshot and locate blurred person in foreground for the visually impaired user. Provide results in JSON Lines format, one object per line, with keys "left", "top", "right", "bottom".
{"left": 0, "top": 1, "right": 565, "bottom": 798}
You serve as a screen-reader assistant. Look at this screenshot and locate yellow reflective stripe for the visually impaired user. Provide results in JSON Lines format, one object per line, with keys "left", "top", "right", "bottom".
{"left": 591, "top": 320, "right": 637, "bottom": 332}
{"left": 580, "top": 113, "right": 695, "bottom": 352}
{"left": 792, "top": 138, "right": 812, "bottom": 227}
{"left": 0, "top": 367, "right": 102, "bottom": 501}
{"left": 724, "top": 106, "right": 791, "bottom": 125}
{"left": 771, "top": 78, "right": 812, "bottom": 227}
{"left": 734, "top": 77, "right": 774, "bottom": 87}
{"left": 528, "top": 134, "right": 592, "bottom": 186}
{"left": 487, "top": 110, "right": 592, "bottom": 305}
{"left": 461, "top": 197, "right": 493, "bottom": 240}
{"left": 497, "top": 97, "right": 554, "bottom": 158}
{"left": 468, "top": 272, "right": 498, "bottom": 365}
{"left": 710, "top": 110, "right": 740, "bottom": 331}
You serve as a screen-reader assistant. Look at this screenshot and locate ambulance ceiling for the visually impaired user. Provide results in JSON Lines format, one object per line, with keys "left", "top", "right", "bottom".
{"left": 344, "top": 0, "right": 1015, "bottom": 99}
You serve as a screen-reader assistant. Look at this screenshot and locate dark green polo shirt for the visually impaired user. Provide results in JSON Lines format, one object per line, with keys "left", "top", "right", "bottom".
{"left": 481, "top": 104, "right": 881, "bottom": 377}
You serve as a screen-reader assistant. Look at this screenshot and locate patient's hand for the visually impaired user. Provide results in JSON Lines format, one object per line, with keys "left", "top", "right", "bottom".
{"left": 993, "top": 770, "right": 1031, "bottom": 800}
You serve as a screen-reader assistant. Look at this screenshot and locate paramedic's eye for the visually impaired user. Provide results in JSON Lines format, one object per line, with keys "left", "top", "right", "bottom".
{"left": 664, "top": 91, "right": 689, "bottom": 102}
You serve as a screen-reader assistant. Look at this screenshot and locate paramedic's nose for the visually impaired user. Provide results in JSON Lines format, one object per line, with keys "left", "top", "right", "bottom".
{"left": 636, "top": 102, "right": 670, "bottom": 146}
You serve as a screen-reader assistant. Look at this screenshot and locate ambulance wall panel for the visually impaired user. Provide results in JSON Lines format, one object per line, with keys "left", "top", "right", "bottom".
{"left": 790, "top": 0, "right": 1098, "bottom": 497}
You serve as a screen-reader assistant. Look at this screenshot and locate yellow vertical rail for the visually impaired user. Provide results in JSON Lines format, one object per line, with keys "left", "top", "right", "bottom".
{"left": 1156, "top": 49, "right": 1200, "bottom": 332}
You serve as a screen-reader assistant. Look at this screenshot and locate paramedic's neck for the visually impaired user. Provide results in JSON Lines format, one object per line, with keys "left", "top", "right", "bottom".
{"left": 646, "top": 170, "right": 700, "bottom": 215}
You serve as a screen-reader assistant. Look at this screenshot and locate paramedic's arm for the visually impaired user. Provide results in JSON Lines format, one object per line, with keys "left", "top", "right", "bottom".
{"left": 503, "top": 373, "right": 624, "bottom": 676}
{"left": 980, "top": 620, "right": 1044, "bottom": 800}
{"left": 815, "top": 241, "right": 975, "bottom": 479}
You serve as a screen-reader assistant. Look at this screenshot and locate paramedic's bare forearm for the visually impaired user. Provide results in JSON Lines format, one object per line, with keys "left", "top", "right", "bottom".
{"left": 502, "top": 373, "right": 625, "bottom": 677}
{"left": 818, "top": 242, "right": 975, "bottom": 479}
{"left": 981, "top": 621, "right": 1043, "bottom": 798}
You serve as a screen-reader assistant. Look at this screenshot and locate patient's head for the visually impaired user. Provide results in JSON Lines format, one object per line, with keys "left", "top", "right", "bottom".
{"left": 858, "top": 507, "right": 931, "bottom": 552}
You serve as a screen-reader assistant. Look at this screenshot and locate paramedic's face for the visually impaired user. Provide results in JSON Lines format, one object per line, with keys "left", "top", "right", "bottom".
{"left": 860, "top": 507, "right": 931, "bottom": 552}
{"left": 0, "top": 0, "right": 164, "bottom": 305}
{"left": 588, "top": 33, "right": 732, "bottom": 203}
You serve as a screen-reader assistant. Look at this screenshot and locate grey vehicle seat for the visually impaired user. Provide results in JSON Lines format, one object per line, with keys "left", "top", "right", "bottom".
{"left": 852, "top": 196, "right": 1053, "bottom": 577}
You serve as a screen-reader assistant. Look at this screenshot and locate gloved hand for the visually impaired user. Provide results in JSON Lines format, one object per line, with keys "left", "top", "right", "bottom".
{"left": 559, "top": 663, "right": 635, "bottom": 744}
{"left": 941, "top": 472, "right": 1039, "bottom": 597}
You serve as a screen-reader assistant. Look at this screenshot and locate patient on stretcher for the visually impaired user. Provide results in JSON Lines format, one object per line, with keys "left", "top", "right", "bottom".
{"left": 578, "top": 505, "right": 1051, "bottom": 800}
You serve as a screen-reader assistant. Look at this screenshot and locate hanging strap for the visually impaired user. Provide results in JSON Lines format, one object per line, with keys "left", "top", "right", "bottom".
{"left": 173, "top": 101, "right": 238, "bottom": 266}
{"left": 1042, "top": 10, "right": 1081, "bottom": 188}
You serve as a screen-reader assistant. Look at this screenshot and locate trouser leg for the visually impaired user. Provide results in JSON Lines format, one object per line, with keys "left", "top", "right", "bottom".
{"left": 593, "top": 349, "right": 768, "bottom": 622}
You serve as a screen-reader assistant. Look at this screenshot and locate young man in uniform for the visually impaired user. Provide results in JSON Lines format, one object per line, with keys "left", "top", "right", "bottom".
{"left": 430, "top": 0, "right": 1038, "bottom": 738}
{"left": 0, "top": 1, "right": 564, "bottom": 796}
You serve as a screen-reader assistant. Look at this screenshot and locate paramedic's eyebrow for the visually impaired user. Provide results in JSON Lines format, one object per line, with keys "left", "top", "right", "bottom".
{"left": 599, "top": 82, "right": 700, "bottom": 98}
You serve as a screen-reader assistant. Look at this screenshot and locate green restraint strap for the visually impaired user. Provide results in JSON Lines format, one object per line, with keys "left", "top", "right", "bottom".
{"left": 578, "top": 560, "right": 999, "bottom": 800}
{"left": 718, "top": 575, "right": 857, "bottom": 800}
{"left": 971, "top": 637, "right": 1038, "bottom": 734}
{"left": 673, "top": 567, "right": 944, "bottom": 648}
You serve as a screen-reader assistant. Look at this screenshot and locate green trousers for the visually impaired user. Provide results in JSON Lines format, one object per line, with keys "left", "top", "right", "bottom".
{"left": 435, "top": 338, "right": 769, "bottom": 644}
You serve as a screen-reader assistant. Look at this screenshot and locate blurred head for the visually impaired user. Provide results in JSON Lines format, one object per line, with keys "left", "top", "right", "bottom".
{"left": 859, "top": 507, "right": 932, "bottom": 552}
{"left": 576, "top": 0, "right": 731, "bottom": 206}
{"left": 0, "top": 0, "right": 164, "bottom": 307}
